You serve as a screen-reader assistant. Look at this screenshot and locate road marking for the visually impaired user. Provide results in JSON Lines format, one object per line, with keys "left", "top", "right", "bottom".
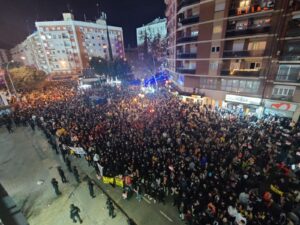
{"left": 160, "top": 210, "right": 173, "bottom": 222}
{"left": 142, "top": 197, "right": 151, "bottom": 204}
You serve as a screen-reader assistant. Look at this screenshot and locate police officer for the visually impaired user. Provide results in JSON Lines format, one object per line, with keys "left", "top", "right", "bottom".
{"left": 57, "top": 167, "right": 67, "bottom": 183}
{"left": 51, "top": 178, "right": 61, "bottom": 196}
{"left": 88, "top": 179, "right": 95, "bottom": 198}
{"left": 73, "top": 166, "right": 80, "bottom": 183}
{"left": 66, "top": 157, "right": 72, "bottom": 173}
{"left": 106, "top": 198, "right": 116, "bottom": 218}
{"left": 70, "top": 204, "right": 83, "bottom": 223}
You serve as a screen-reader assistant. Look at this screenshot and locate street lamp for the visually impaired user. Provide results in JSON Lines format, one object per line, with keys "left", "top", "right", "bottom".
{"left": 6, "top": 60, "right": 18, "bottom": 100}
{"left": 0, "top": 62, "right": 11, "bottom": 96}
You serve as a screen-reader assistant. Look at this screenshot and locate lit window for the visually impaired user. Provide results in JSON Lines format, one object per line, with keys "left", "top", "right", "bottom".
{"left": 213, "top": 26, "right": 222, "bottom": 33}
{"left": 239, "top": 0, "right": 250, "bottom": 8}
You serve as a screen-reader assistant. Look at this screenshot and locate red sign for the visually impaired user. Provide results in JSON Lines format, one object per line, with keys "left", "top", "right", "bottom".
{"left": 271, "top": 103, "right": 292, "bottom": 110}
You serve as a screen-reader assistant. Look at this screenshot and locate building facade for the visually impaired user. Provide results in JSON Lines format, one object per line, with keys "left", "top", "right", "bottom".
{"left": 165, "top": 0, "right": 300, "bottom": 121}
{"left": 10, "top": 13, "right": 125, "bottom": 75}
{"left": 136, "top": 18, "right": 167, "bottom": 46}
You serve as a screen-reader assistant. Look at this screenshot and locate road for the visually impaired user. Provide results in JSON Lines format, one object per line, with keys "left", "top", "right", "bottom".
{"left": 0, "top": 126, "right": 185, "bottom": 225}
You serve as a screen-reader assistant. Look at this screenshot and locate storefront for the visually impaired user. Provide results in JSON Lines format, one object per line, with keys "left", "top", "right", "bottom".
{"left": 224, "top": 94, "right": 262, "bottom": 116}
{"left": 264, "top": 100, "right": 298, "bottom": 118}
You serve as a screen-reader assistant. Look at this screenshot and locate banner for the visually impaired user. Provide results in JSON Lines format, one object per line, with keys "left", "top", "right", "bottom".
{"left": 115, "top": 177, "right": 124, "bottom": 188}
{"left": 103, "top": 176, "right": 114, "bottom": 184}
{"left": 69, "top": 147, "right": 86, "bottom": 155}
{"left": 270, "top": 184, "right": 284, "bottom": 196}
{"left": 97, "top": 163, "right": 104, "bottom": 177}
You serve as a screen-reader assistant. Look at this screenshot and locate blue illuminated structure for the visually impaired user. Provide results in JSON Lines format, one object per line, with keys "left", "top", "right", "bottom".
{"left": 144, "top": 71, "right": 169, "bottom": 87}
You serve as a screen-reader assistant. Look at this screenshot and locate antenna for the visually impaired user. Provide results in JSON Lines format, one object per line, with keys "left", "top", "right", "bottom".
{"left": 96, "top": 2, "right": 100, "bottom": 18}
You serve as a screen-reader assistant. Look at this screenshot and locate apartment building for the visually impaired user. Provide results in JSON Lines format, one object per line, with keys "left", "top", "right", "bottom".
{"left": 136, "top": 18, "right": 167, "bottom": 46}
{"left": 10, "top": 13, "right": 125, "bottom": 75}
{"left": 165, "top": 0, "right": 300, "bottom": 121}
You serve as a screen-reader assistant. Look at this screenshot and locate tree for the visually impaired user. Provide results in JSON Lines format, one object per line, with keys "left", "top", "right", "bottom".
{"left": 89, "top": 57, "right": 133, "bottom": 81}
{"left": 137, "top": 31, "right": 167, "bottom": 75}
{"left": 90, "top": 57, "right": 110, "bottom": 76}
{"left": 113, "top": 58, "right": 133, "bottom": 81}
{"left": 8, "top": 66, "right": 46, "bottom": 90}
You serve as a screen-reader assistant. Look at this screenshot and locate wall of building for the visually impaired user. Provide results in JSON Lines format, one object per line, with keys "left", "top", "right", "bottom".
{"left": 10, "top": 13, "right": 125, "bottom": 75}
{"left": 165, "top": 0, "right": 300, "bottom": 121}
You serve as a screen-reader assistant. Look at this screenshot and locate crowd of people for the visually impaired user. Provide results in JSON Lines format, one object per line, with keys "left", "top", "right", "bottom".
{"left": 2, "top": 81, "right": 300, "bottom": 225}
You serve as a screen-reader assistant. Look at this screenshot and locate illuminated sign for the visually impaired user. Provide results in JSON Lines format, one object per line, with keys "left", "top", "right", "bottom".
{"left": 264, "top": 100, "right": 298, "bottom": 112}
{"left": 225, "top": 94, "right": 261, "bottom": 105}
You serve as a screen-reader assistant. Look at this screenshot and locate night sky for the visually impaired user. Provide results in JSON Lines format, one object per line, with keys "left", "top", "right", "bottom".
{"left": 0, "top": 0, "right": 165, "bottom": 49}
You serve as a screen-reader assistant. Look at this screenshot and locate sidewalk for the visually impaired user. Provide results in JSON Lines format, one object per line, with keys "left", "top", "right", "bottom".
{"left": 71, "top": 155, "right": 184, "bottom": 225}
{"left": 28, "top": 176, "right": 128, "bottom": 225}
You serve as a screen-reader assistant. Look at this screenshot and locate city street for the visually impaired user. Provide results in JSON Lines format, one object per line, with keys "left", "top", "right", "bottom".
{"left": 0, "top": 126, "right": 185, "bottom": 225}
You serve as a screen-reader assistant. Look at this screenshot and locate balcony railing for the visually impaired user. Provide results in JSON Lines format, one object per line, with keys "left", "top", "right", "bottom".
{"left": 276, "top": 75, "right": 300, "bottom": 83}
{"left": 177, "top": 53, "right": 197, "bottom": 58}
{"left": 180, "top": 15, "right": 200, "bottom": 26}
{"left": 176, "top": 67, "right": 196, "bottom": 74}
{"left": 286, "top": 28, "right": 300, "bottom": 37}
{"left": 177, "top": 0, "right": 200, "bottom": 11}
{"left": 223, "top": 50, "right": 265, "bottom": 58}
{"left": 226, "top": 26, "right": 271, "bottom": 37}
{"left": 228, "top": 5, "right": 274, "bottom": 17}
{"left": 177, "top": 35, "right": 198, "bottom": 43}
{"left": 221, "top": 69, "right": 260, "bottom": 77}
{"left": 280, "top": 55, "right": 300, "bottom": 61}
{"left": 271, "top": 95, "right": 293, "bottom": 101}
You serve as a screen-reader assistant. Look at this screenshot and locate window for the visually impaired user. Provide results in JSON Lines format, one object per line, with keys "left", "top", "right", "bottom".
{"left": 221, "top": 79, "right": 260, "bottom": 93}
{"left": 273, "top": 86, "right": 295, "bottom": 97}
{"left": 276, "top": 65, "right": 300, "bottom": 81}
{"left": 215, "top": 2, "right": 225, "bottom": 11}
{"left": 248, "top": 41, "right": 266, "bottom": 51}
{"left": 191, "top": 30, "right": 199, "bottom": 37}
{"left": 213, "top": 25, "right": 222, "bottom": 33}
{"left": 239, "top": 0, "right": 250, "bottom": 8}
{"left": 211, "top": 46, "right": 220, "bottom": 52}
{"left": 209, "top": 61, "right": 218, "bottom": 70}
{"left": 236, "top": 20, "right": 248, "bottom": 30}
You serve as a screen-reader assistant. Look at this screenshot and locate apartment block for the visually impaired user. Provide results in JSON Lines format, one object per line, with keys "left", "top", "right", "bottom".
{"left": 10, "top": 13, "right": 125, "bottom": 75}
{"left": 165, "top": 0, "right": 300, "bottom": 121}
{"left": 136, "top": 18, "right": 167, "bottom": 46}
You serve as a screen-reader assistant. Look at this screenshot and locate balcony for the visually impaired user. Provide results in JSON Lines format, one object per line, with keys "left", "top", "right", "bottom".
{"left": 228, "top": 4, "right": 274, "bottom": 17}
{"left": 177, "top": 53, "right": 197, "bottom": 58}
{"left": 176, "top": 67, "right": 196, "bottom": 74}
{"left": 177, "top": 0, "right": 200, "bottom": 11}
{"left": 177, "top": 35, "right": 198, "bottom": 43}
{"left": 221, "top": 69, "right": 260, "bottom": 77}
{"left": 179, "top": 15, "right": 200, "bottom": 26}
{"left": 223, "top": 50, "right": 265, "bottom": 58}
{"left": 226, "top": 25, "right": 271, "bottom": 37}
